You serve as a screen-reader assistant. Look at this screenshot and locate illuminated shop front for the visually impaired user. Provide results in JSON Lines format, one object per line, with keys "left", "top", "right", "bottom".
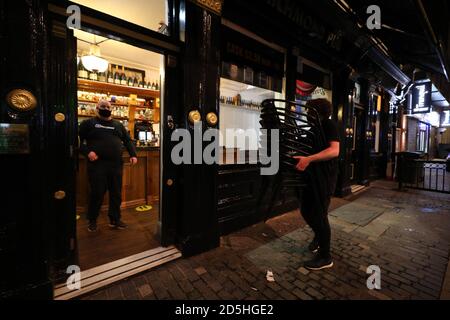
{"left": 402, "top": 81, "right": 449, "bottom": 159}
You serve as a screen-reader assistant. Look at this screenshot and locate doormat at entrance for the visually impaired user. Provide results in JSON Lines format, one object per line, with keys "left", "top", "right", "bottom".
{"left": 329, "top": 202, "right": 386, "bottom": 227}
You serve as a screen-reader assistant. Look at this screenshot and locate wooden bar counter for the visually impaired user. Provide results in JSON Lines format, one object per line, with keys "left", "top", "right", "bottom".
{"left": 76, "top": 147, "right": 160, "bottom": 214}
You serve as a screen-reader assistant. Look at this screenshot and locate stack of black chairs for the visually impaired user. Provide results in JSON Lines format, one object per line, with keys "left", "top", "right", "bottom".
{"left": 258, "top": 99, "right": 329, "bottom": 221}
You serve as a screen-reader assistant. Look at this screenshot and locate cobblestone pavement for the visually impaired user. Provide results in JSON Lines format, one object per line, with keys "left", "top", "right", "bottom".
{"left": 82, "top": 180, "right": 450, "bottom": 300}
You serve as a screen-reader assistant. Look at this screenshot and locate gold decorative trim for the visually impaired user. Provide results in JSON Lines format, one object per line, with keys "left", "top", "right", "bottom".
{"left": 206, "top": 112, "right": 218, "bottom": 126}
{"left": 188, "top": 110, "right": 202, "bottom": 124}
{"left": 191, "top": 0, "right": 223, "bottom": 15}
{"left": 6, "top": 89, "right": 37, "bottom": 112}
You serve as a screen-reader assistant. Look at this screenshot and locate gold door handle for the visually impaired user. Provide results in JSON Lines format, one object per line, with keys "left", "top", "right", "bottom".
{"left": 206, "top": 112, "right": 218, "bottom": 127}
{"left": 55, "top": 113, "right": 66, "bottom": 122}
{"left": 188, "top": 110, "right": 201, "bottom": 125}
{"left": 54, "top": 191, "right": 66, "bottom": 200}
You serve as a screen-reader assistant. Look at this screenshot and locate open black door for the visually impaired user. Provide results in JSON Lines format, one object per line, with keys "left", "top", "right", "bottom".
{"left": 46, "top": 18, "right": 78, "bottom": 283}
{"left": 0, "top": 0, "right": 54, "bottom": 299}
{"left": 0, "top": 1, "right": 77, "bottom": 298}
{"left": 159, "top": 53, "right": 182, "bottom": 247}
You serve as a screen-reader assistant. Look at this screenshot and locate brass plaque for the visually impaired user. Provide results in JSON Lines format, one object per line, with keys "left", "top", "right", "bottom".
{"left": 0, "top": 123, "right": 30, "bottom": 154}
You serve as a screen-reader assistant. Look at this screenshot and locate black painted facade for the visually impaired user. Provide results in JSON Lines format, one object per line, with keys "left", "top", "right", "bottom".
{"left": 216, "top": 0, "right": 392, "bottom": 234}
{"left": 0, "top": 0, "right": 392, "bottom": 299}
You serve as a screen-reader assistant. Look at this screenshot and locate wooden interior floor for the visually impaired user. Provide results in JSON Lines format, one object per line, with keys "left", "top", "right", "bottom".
{"left": 76, "top": 203, "right": 160, "bottom": 271}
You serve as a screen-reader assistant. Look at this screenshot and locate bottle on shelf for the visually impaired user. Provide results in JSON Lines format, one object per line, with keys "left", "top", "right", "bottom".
{"left": 114, "top": 66, "right": 121, "bottom": 85}
{"left": 89, "top": 70, "right": 98, "bottom": 81}
{"left": 107, "top": 65, "right": 114, "bottom": 83}
{"left": 120, "top": 66, "right": 127, "bottom": 86}
{"left": 145, "top": 108, "right": 153, "bottom": 121}
{"left": 139, "top": 79, "right": 144, "bottom": 88}
{"left": 155, "top": 81, "right": 159, "bottom": 91}
{"left": 79, "top": 104, "right": 87, "bottom": 115}
{"left": 127, "top": 76, "right": 134, "bottom": 87}
{"left": 133, "top": 76, "right": 139, "bottom": 87}
{"left": 151, "top": 82, "right": 156, "bottom": 90}
{"left": 78, "top": 61, "right": 89, "bottom": 79}
{"left": 98, "top": 71, "right": 107, "bottom": 82}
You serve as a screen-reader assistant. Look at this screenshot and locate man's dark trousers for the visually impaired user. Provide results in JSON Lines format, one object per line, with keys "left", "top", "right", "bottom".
{"left": 87, "top": 160, "right": 123, "bottom": 223}
{"left": 299, "top": 186, "right": 332, "bottom": 258}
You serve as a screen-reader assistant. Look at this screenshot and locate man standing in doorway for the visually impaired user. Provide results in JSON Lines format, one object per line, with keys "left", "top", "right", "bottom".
{"left": 294, "top": 98, "right": 340, "bottom": 271}
{"left": 79, "top": 100, "right": 138, "bottom": 232}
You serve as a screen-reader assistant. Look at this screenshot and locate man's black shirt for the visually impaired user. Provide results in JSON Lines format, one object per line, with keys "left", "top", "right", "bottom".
{"left": 79, "top": 117, "right": 137, "bottom": 162}
{"left": 321, "top": 118, "right": 340, "bottom": 185}
{"left": 303, "top": 118, "right": 341, "bottom": 216}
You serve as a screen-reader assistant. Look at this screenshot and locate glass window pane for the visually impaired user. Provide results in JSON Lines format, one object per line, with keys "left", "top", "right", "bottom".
{"left": 219, "top": 77, "right": 283, "bottom": 165}
{"left": 72, "top": 0, "right": 169, "bottom": 35}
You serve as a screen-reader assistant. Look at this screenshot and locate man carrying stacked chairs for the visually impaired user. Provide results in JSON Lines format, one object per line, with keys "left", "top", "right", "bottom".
{"left": 259, "top": 99, "right": 340, "bottom": 271}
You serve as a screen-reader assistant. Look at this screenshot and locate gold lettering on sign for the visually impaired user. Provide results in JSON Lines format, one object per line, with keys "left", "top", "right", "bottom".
{"left": 192, "top": 0, "right": 223, "bottom": 15}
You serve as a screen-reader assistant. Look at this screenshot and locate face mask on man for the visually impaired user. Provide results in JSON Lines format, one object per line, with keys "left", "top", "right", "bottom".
{"left": 98, "top": 108, "right": 112, "bottom": 118}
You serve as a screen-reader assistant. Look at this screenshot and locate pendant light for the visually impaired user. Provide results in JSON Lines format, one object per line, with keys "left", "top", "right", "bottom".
{"left": 81, "top": 43, "right": 109, "bottom": 73}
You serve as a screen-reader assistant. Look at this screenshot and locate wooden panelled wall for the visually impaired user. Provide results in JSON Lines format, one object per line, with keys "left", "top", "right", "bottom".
{"left": 442, "top": 128, "right": 450, "bottom": 144}
{"left": 217, "top": 164, "right": 298, "bottom": 235}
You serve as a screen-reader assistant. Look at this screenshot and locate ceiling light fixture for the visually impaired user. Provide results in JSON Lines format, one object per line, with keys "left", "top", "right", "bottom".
{"left": 81, "top": 43, "right": 109, "bottom": 73}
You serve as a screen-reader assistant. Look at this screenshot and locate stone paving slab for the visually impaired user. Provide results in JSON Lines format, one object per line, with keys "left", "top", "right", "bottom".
{"left": 81, "top": 180, "right": 450, "bottom": 300}
{"left": 329, "top": 201, "right": 387, "bottom": 226}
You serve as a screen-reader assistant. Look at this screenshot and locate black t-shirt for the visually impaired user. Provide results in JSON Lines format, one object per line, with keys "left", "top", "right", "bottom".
{"left": 317, "top": 119, "right": 340, "bottom": 197}
{"left": 305, "top": 119, "right": 340, "bottom": 205}
{"left": 79, "top": 117, "right": 137, "bottom": 162}
{"left": 321, "top": 118, "right": 340, "bottom": 179}
{"left": 322, "top": 118, "right": 340, "bottom": 145}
